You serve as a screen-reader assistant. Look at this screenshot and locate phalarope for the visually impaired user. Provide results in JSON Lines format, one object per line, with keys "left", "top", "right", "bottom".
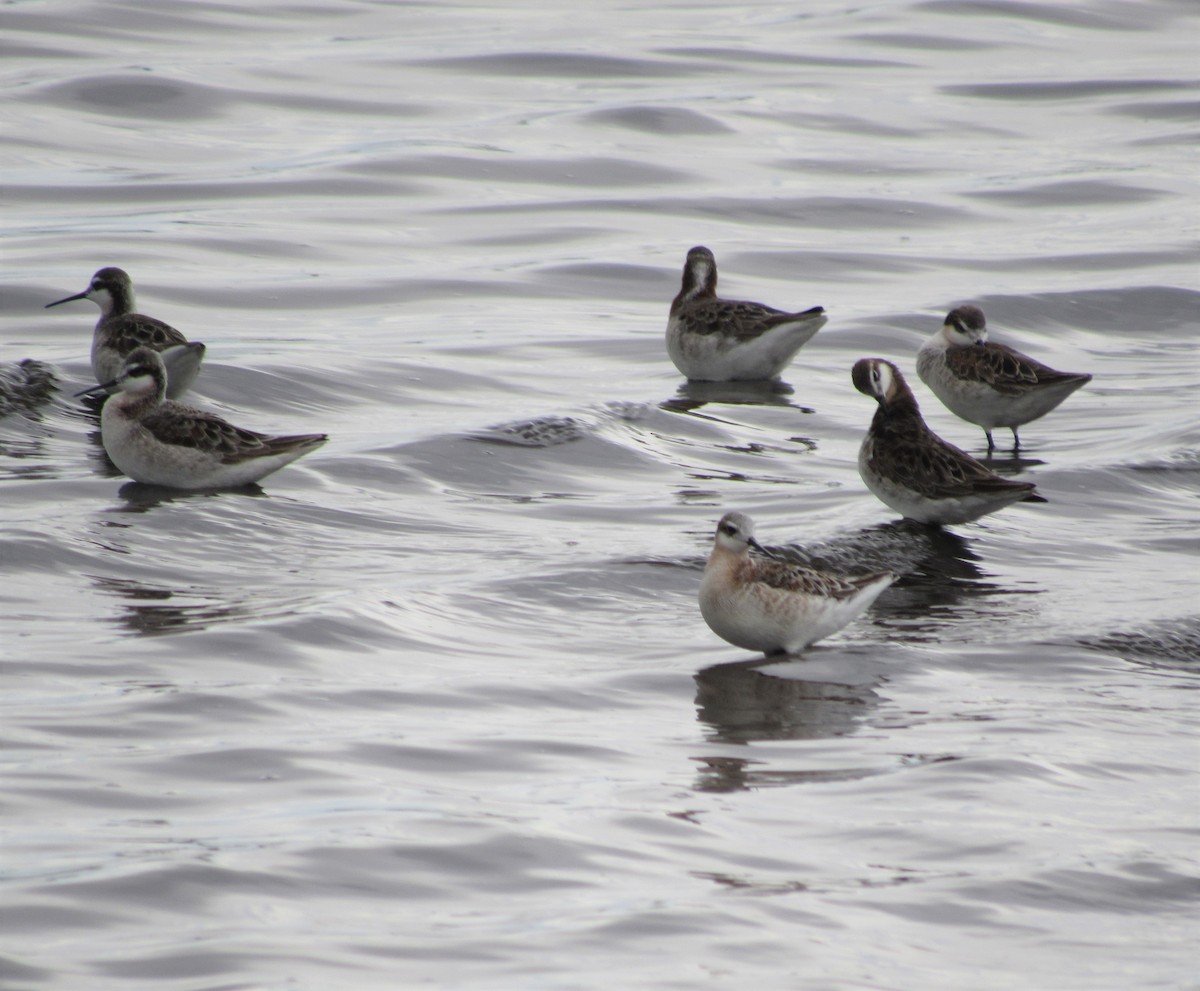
{"left": 0, "top": 359, "right": 57, "bottom": 418}
{"left": 916, "top": 304, "right": 1092, "bottom": 450}
{"left": 699, "top": 511, "right": 896, "bottom": 655}
{"left": 853, "top": 357, "right": 1046, "bottom": 525}
{"left": 77, "top": 347, "right": 326, "bottom": 489}
{"left": 667, "top": 246, "right": 827, "bottom": 381}
{"left": 46, "top": 267, "right": 206, "bottom": 399}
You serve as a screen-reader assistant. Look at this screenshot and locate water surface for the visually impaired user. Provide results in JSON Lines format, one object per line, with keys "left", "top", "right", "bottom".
{"left": 2, "top": 2, "right": 1198, "bottom": 989}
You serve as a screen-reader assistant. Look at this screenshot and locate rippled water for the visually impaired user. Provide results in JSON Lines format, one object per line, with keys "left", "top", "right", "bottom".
{"left": 3, "top": 2, "right": 1198, "bottom": 988}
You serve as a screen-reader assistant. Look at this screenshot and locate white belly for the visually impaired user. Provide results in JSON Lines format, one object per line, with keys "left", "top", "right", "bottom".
{"left": 667, "top": 313, "right": 825, "bottom": 381}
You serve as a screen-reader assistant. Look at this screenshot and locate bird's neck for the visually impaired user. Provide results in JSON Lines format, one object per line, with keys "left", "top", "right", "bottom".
{"left": 672, "top": 275, "right": 715, "bottom": 313}
{"left": 873, "top": 393, "right": 923, "bottom": 434}
{"left": 106, "top": 389, "right": 161, "bottom": 420}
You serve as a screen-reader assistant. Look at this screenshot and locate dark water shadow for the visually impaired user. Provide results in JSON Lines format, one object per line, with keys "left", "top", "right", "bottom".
{"left": 659, "top": 378, "right": 813, "bottom": 416}
{"left": 113, "top": 480, "right": 266, "bottom": 511}
{"left": 981, "top": 449, "right": 1047, "bottom": 472}
{"left": 771, "top": 521, "right": 1029, "bottom": 638}
{"left": 89, "top": 575, "right": 253, "bottom": 637}
{"left": 71, "top": 396, "right": 121, "bottom": 478}
{"left": 81, "top": 427, "right": 124, "bottom": 479}
{"left": 77, "top": 391, "right": 105, "bottom": 418}
{"left": 690, "top": 752, "right": 890, "bottom": 793}
{"left": 772, "top": 519, "right": 981, "bottom": 579}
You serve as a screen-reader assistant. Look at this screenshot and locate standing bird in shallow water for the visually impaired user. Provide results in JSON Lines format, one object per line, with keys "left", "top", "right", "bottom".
{"left": 46, "top": 267, "right": 206, "bottom": 399}
{"left": 916, "top": 304, "right": 1092, "bottom": 451}
{"left": 699, "top": 511, "right": 896, "bottom": 656}
{"left": 78, "top": 347, "right": 326, "bottom": 490}
{"left": 666, "top": 246, "right": 827, "bottom": 382}
{"left": 852, "top": 357, "right": 1046, "bottom": 526}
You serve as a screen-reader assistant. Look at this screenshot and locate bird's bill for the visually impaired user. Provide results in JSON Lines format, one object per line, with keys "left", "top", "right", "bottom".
{"left": 747, "top": 537, "right": 778, "bottom": 559}
{"left": 75, "top": 379, "right": 117, "bottom": 398}
{"left": 45, "top": 290, "right": 90, "bottom": 309}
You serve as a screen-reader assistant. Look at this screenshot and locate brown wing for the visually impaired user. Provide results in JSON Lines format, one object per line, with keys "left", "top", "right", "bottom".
{"left": 872, "top": 418, "right": 1035, "bottom": 500}
{"left": 141, "top": 402, "right": 272, "bottom": 458}
{"left": 107, "top": 314, "right": 190, "bottom": 354}
{"left": 945, "top": 342, "right": 1085, "bottom": 395}
{"left": 222, "top": 433, "right": 327, "bottom": 464}
{"left": 680, "top": 299, "right": 823, "bottom": 343}
{"left": 750, "top": 556, "right": 891, "bottom": 600}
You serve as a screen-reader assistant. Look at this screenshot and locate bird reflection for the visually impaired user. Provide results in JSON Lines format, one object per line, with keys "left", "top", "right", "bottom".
{"left": 90, "top": 575, "right": 249, "bottom": 636}
{"left": 980, "top": 449, "right": 1047, "bottom": 473}
{"left": 113, "top": 479, "right": 265, "bottom": 510}
{"left": 660, "top": 378, "right": 813, "bottom": 415}
{"left": 692, "top": 658, "right": 885, "bottom": 792}
{"left": 691, "top": 754, "right": 888, "bottom": 793}
{"left": 696, "top": 658, "right": 882, "bottom": 743}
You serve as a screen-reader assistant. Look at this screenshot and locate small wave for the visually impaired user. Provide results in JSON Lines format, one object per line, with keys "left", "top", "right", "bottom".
{"left": 1125, "top": 450, "right": 1200, "bottom": 473}
{"left": 471, "top": 415, "right": 589, "bottom": 448}
{"left": 1082, "top": 617, "right": 1200, "bottom": 670}
{"left": 964, "top": 178, "right": 1168, "bottom": 207}
{"left": 943, "top": 79, "right": 1187, "bottom": 101}
{"left": 583, "top": 106, "right": 733, "bottom": 135}
{"left": 416, "top": 51, "right": 712, "bottom": 78}
{"left": 30, "top": 72, "right": 230, "bottom": 120}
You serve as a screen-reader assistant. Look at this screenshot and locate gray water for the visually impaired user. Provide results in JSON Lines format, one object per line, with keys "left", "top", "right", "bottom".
{"left": 2, "top": 2, "right": 1198, "bottom": 989}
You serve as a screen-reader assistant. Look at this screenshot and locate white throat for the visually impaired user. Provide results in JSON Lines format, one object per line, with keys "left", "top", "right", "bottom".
{"left": 944, "top": 321, "right": 982, "bottom": 347}
{"left": 875, "top": 360, "right": 894, "bottom": 400}
{"left": 91, "top": 287, "right": 120, "bottom": 317}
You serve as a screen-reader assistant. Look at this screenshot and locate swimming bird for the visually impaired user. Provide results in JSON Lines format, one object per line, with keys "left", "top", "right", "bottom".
{"left": 0, "top": 359, "right": 57, "bottom": 418}
{"left": 46, "top": 267, "right": 206, "bottom": 399}
{"left": 667, "top": 246, "right": 827, "bottom": 381}
{"left": 699, "top": 511, "right": 896, "bottom": 655}
{"left": 916, "top": 304, "right": 1092, "bottom": 450}
{"left": 852, "top": 357, "right": 1046, "bottom": 525}
{"left": 77, "top": 347, "right": 326, "bottom": 489}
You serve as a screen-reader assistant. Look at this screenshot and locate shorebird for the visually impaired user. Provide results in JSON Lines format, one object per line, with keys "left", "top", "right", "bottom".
{"left": 46, "top": 267, "right": 205, "bottom": 399}
{"left": 852, "top": 357, "right": 1046, "bottom": 525}
{"left": 699, "top": 511, "right": 896, "bottom": 655}
{"left": 77, "top": 347, "right": 326, "bottom": 489}
{"left": 667, "top": 246, "right": 826, "bottom": 381}
{"left": 916, "top": 304, "right": 1092, "bottom": 450}
{"left": 0, "top": 359, "right": 57, "bottom": 418}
